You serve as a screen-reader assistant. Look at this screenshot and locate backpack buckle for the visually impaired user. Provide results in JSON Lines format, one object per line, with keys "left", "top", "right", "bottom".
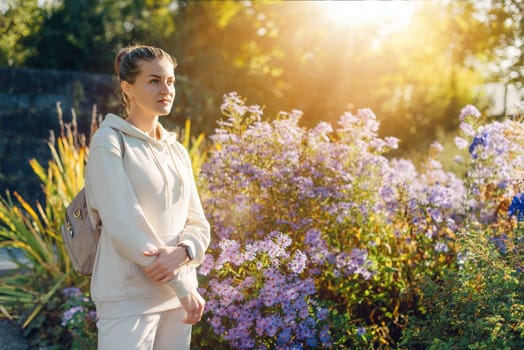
{"left": 65, "top": 223, "right": 74, "bottom": 237}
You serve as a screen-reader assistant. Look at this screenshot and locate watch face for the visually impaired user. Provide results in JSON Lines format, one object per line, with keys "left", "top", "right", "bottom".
{"left": 186, "top": 246, "right": 194, "bottom": 260}
{"left": 180, "top": 244, "right": 194, "bottom": 260}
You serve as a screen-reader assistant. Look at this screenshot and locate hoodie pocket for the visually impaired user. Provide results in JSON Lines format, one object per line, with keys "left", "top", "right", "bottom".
{"left": 125, "top": 262, "right": 139, "bottom": 280}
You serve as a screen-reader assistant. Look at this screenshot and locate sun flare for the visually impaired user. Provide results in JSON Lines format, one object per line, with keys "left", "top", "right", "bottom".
{"left": 319, "top": 0, "right": 415, "bottom": 29}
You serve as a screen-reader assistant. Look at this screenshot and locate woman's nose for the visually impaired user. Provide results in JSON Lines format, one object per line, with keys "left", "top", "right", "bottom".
{"left": 161, "top": 82, "right": 173, "bottom": 94}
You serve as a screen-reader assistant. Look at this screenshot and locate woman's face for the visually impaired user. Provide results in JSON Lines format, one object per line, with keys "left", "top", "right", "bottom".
{"left": 122, "top": 58, "right": 176, "bottom": 118}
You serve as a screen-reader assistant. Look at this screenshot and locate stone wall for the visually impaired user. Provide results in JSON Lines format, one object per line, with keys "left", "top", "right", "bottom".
{"left": 0, "top": 67, "right": 117, "bottom": 202}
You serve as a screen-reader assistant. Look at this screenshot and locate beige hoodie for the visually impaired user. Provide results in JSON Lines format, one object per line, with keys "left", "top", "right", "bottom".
{"left": 85, "top": 114, "right": 210, "bottom": 319}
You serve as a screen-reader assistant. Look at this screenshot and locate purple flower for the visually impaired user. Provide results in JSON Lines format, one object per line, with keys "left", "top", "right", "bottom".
{"left": 62, "top": 306, "right": 84, "bottom": 326}
{"left": 255, "top": 316, "right": 279, "bottom": 337}
{"left": 385, "top": 136, "right": 399, "bottom": 149}
{"left": 454, "top": 136, "right": 469, "bottom": 149}
{"left": 200, "top": 92, "right": 518, "bottom": 349}
{"left": 277, "top": 328, "right": 292, "bottom": 344}
{"left": 460, "top": 122, "right": 476, "bottom": 137}
{"left": 217, "top": 239, "right": 243, "bottom": 267}
{"left": 311, "top": 122, "right": 333, "bottom": 142}
{"left": 508, "top": 193, "right": 524, "bottom": 222}
{"left": 490, "top": 235, "right": 508, "bottom": 254}
{"left": 316, "top": 307, "right": 329, "bottom": 321}
{"left": 457, "top": 252, "right": 469, "bottom": 266}
{"left": 459, "top": 104, "right": 481, "bottom": 121}
{"left": 454, "top": 155, "right": 464, "bottom": 163}
{"left": 434, "top": 242, "right": 449, "bottom": 253}
{"left": 469, "top": 132, "right": 489, "bottom": 159}
{"left": 220, "top": 92, "right": 249, "bottom": 117}
{"left": 62, "top": 287, "right": 82, "bottom": 298}
{"left": 304, "top": 229, "right": 322, "bottom": 245}
{"left": 319, "top": 326, "right": 332, "bottom": 345}
{"left": 198, "top": 254, "right": 214, "bottom": 276}
{"left": 275, "top": 232, "right": 292, "bottom": 249}
{"left": 288, "top": 250, "right": 307, "bottom": 274}
{"left": 209, "top": 316, "right": 223, "bottom": 334}
{"left": 430, "top": 141, "right": 444, "bottom": 154}
{"left": 335, "top": 248, "right": 373, "bottom": 279}
{"left": 87, "top": 310, "right": 97, "bottom": 321}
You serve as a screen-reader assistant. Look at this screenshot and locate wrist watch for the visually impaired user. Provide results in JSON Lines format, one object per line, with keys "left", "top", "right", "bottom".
{"left": 177, "top": 243, "right": 194, "bottom": 261}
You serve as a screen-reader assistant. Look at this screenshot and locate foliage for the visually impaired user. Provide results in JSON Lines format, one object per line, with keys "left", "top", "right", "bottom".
{"left": 193, "top": 93, "right": 470, "bottom": 348}
{"left": 60, "top": 287, "right": 97, "bottom": 350}
{"left": 198, "top": 234, "right": 325, "bottom": 349}
{"left": 399, "top": 234, "right": 524, "bottom": 350}
{"left": 2, "top": 93, "right": 524, "bottom": 348}
{"left": 0, "top": 104, "right": 91, "bottom": 343}
{"left": 477, "top": 0, "right": 524, "bottom": 87}
{"left": 20, "top": 0, "right": 178, "bottom": 72}
{"left": 399, "top": 104, "right": 524, "bottom": 349}
{"left": 191, "top": 94, "right": 524, "bottom": 349}
{"left": 3, "top": 1, "right": 522, "bottom": 153}
{"left": 176, "top": 118, "right": 207, "bottom": 176}
{"left": 0, "top": 0, "right": 46, "bottom": 66}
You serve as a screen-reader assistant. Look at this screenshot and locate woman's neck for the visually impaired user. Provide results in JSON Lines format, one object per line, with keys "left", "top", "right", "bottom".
{"left": 126, "top": 113, "right": 160, "bottom": 140}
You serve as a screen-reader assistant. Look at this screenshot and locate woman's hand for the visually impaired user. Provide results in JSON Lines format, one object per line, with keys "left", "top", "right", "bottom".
{"left": 179, "top": 290, "right": 205, "bottom": 325}
{"left": 142, "top": 246, "right": 188, "bottom": 283}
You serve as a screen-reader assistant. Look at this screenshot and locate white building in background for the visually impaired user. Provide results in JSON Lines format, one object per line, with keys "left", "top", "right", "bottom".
{"left": 483, "top": 83, "right": 522, "bottom": 116}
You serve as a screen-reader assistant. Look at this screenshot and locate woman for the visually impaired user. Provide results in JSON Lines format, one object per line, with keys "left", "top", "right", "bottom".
{"left": 85, "top": 45, "right": 210, "bottom": 349}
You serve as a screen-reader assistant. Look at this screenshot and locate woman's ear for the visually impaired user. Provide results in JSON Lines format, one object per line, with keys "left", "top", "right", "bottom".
{"left": 121, "top": 80, "right": 132, "bottom": 99}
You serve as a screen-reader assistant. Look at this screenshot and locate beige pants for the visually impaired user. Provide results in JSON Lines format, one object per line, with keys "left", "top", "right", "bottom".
{"left": 97, "top": 307, "right": 191, "bottom": 350}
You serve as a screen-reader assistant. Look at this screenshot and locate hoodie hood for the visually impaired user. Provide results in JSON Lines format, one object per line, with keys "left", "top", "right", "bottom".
{"left": 100, "top": 113, "right": 177, "bottom": 145}
{"left": 99, "top": 113, "right": 187, "bottom": 205}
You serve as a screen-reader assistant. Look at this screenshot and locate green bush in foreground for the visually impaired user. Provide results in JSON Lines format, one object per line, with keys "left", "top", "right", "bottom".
{"left": 399, "top": 234, "right": 523, "bottom": 349}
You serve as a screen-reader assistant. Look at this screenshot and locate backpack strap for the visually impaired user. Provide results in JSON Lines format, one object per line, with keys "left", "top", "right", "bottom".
{"left": 91, "top": 127, "right": 125, "bottom": 230}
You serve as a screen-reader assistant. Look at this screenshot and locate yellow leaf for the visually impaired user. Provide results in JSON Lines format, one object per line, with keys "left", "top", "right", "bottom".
{"left": 13, "top": 192, "right": 41, "bottom": 227}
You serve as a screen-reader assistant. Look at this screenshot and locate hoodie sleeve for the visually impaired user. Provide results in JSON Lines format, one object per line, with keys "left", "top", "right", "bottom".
{"left": 172, "top": 143, "right": 211, "bottom": 266}
{"left": 86, "top": 129, "right": 162, "bottom": 268}
{"left": 167, "top": 143, "right": 211, "bottom": 298}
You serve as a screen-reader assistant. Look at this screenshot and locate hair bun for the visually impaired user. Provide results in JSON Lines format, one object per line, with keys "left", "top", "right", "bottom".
{"left": 114, "top": 47, "right": 132, "bottom": 77}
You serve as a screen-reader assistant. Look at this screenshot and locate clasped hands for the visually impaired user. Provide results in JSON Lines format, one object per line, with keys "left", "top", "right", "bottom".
{"left": 142, "top": 246, "right": 205, "bottom": 325}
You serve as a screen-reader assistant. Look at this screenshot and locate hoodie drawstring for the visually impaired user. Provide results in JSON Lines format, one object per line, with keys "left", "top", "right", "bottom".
{"left": 166, "top": 143, "right": 186, "bottom": 199}
{"left": 147, "top": 143, "right": 171, "bottom": 208}
{"left": 147, "top": 141, "right": 187, "bottom": 207}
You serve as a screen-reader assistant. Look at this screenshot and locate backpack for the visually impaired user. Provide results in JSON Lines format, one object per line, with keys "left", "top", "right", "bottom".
{"left": 60, "top": 128, "right": 125, "bottom": 276}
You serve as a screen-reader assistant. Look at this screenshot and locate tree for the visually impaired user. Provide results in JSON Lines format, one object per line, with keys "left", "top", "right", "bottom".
{"left": 0, "top": 0, "right": 45, "bottom": 66}
{"left": 23, "top": 0, "right": 178, "bottom": 72}
{"left": 166, "top": 1, "right": 491, "bottom": 151}
{"left": 2, "top": 0, "right": 522, "bottom": 153}
{"left": 477, "top": 0, "right": 523, "bottom": 87}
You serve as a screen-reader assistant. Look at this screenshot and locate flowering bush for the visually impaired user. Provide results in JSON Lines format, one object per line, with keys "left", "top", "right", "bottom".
{"left": 399, "top": 105, "right": 524, "bottom": 348}
{"left": 195, "top": 92, "right": 470, "bottom": 348}
{"left": 7, "top": 97, "right": 521, "bottom": 348}
{"left": 43, "top": 96, "right": 521, "bottom": 349}
{"left": 399, "top": 231, "right": 524, "bottom": 349}
{"left": 200, "top": 233, "right": 328, "bottom": 349}
{"left": 454, "top": 104, "right": 524, "bottom": 270}
{"left": 60, "top": 287, "right": 97, "bottom": 350}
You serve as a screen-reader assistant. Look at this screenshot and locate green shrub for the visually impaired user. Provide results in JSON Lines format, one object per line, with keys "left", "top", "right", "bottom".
{"left": 399, "top": 233, "right": 524, "bottom": 349}
{"left": 0, "top": 104, "right": 92, "bottom": 346}
{"left": 399, "top": 105, "right": 524, "bottom": 349}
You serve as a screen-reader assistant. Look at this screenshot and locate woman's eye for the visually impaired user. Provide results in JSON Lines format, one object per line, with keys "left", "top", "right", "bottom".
{"left": 150, "top": 79, "right": 159, "bottom": 84}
